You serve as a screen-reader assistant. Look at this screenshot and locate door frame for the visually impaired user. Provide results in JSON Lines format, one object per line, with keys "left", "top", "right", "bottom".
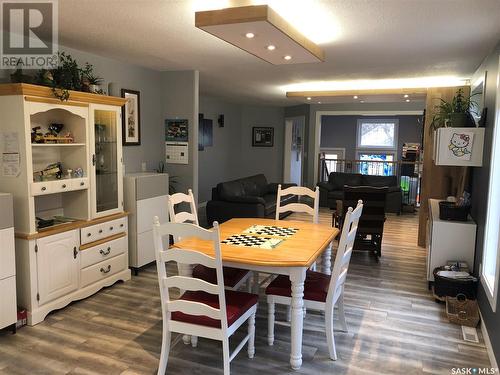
{"left": 283, "top": 116, "right": 305, "bottom": 185}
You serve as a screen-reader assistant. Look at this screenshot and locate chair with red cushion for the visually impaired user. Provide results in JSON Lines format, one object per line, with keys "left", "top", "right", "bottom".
{"left": 168, "top": 190, "right": 252, "bottom": 291}
{"left": 265, "top": 200, "right": 363, "bottom": 360}
{"left": 153, "top": 219, "right": 258, "bottom": 375}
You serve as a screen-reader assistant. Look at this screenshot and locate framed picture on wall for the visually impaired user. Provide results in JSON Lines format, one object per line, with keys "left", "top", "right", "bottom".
{"left": 121, "top": 89, "right": 141, "bottom": 145}
{"left": 252, "top": 126, "right": 274, "bottom": 147}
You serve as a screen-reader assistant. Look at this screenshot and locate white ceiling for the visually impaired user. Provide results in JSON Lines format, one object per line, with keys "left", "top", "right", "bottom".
{"left": 58, "top": 0, "right": 500, "bottom": 106}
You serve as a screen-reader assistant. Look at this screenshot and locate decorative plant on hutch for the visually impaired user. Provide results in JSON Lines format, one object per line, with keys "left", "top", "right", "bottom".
{"left": 430, "top": 88, "right": 478, "bottom": 131}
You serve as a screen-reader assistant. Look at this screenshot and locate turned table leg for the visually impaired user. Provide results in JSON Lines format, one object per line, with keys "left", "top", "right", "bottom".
{"left": 289, "top": 267, "right": 306, "bottom": 370}
{"left": 322, "top": 241, "right": 333, "bottom": 275}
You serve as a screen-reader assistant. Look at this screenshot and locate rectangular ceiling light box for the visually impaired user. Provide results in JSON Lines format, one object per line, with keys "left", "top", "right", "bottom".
{"left": 195, "top": 5, "right": 324, "bottom": 65}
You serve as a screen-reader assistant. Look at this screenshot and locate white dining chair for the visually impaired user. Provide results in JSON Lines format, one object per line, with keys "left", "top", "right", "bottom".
{"left": 153, "top": 218, "right": 258, "bottom": 375}
{"left": 265, "top": 200, "right": 363, "bottom": 360}
{"left": 275, "top": 185, "right": 320, "bottom": 224}
{"left": 167, "top": 189, "right": 252, "bottom": 292}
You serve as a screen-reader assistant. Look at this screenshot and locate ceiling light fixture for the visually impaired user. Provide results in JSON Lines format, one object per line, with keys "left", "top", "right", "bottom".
{"left": 360, "top": 100, "right": 365, "bottom": 103}
{"left": 245, "top": 32, "right": 255, "bottom": 39}
{"left": 283, "top": 76, "right": 468, "bottom": 96}
{"left": 284, "top": 55, "right": 292, "bottom": 60}
{"left": 318, "top": 101, "right": 321, "bottom": 104}
{"left": 306, "top": 97, "right": 311, "bottom": 100}
{"left": 195, "top": 5, "right": 324, "bottom": 65}
{"left": 404, "top": 94, "right": 409, "bottom": 98}
{"left": 353, "top": 95, "right": 358, "bottom": 99}
{"left": 406, "top": 99, "right": 411, "bottom": 102}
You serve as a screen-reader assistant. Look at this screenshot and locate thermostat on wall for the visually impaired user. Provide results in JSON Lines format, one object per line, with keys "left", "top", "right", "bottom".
{"left": 166, "top": 142, "right": 189, "bottom": 164}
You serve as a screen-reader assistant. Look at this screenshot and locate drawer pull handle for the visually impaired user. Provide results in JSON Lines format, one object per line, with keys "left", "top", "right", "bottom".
{"left": 100, "top": 265, "right": 111, "bottom": 274}
{"left": 41, "top": 186, "right": 47, "bottom": 191}
{"left": 99, "top": 229, "right": 103, "bottom": 234}
{"left": 62, "top": 184, "right": 67, "bottom": 188}
{"left": 100, "top": 247, "right": 111, "bottom": 256}
{"left": 120, "top": 223, "right": 124, "bottom": 228}
{"left": 110, "top": 226, "right": 114, "bottom": 231}
{"left": 87, "top": 233, "right": 91, "bottom": 237}
{"left": 80, "top": 182, "right": 85, "bottom": 186}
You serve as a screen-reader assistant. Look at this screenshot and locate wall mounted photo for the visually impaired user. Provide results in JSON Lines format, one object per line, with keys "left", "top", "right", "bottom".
{"left": 121, "top": 89, "right": 141, "bottom": 145}
{"left": 252, "top": 126, "right": 274, "bottom": 147}
{"left": 165, "top": 119, "right": 189, "bottom": 142}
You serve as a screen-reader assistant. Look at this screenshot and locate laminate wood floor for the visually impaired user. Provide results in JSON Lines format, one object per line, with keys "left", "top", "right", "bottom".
{"left": 0, "top": 210, "right": 491, "bottom": 374}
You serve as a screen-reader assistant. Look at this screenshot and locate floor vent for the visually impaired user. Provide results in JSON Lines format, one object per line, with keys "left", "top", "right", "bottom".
{"left": 462, "top": 325, "right": 479, "bottom": 343}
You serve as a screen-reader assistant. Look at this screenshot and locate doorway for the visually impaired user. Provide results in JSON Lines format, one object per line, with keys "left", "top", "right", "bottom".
{"left": 284, "top": 116, "right": 305, "bottom": 185}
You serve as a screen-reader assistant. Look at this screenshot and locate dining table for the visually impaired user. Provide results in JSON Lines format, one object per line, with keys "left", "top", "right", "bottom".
{"left": 174, "top": 217, "right": 339, "bottom": 370}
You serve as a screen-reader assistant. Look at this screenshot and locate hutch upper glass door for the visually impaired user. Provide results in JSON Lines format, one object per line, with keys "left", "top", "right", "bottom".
{"left": 91, "top": 106, "right": 122, "bottom": 217}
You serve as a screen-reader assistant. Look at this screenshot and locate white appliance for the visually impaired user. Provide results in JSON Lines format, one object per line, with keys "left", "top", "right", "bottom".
{"left": 124, "top": 172, "right": 169, "bottom": 274}
{"left": 426, "top": 199, "right": 477, "bottom": 287}
{"left": 0, "top": 193, "right": 16, "bottom": 332}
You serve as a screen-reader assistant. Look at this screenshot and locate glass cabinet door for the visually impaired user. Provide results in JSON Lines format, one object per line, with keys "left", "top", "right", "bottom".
{"left": 93, "top": 108, "right": 120, "bottom": 215}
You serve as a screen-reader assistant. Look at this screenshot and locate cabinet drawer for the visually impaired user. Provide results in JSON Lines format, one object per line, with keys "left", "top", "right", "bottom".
{"left": 81, "top": 217, "right": 128, "bottom": 245}
{"left": 80, "top": 253, "right": 127, "bottom": 288}
{"left": 80, "top": 235, "right": 126, "bottom": 269}
{"left": 70, "top": 178, "right": 89, "bottom": 191}
{"left": 30, "top": 181, "right": 54, "bottom": 196}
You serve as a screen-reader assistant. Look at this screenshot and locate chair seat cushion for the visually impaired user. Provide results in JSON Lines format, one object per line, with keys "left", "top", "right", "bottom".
{"left": 265, "top": 270, "right": 331, "bottom": 302}
{"left": 192, "top": 265, "right": 250, "bottom": 288}
{"left": 171, "top": 290, "right": 258, "bottom": 328}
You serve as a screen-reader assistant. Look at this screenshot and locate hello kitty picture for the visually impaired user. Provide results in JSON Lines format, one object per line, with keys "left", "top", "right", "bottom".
{"left": 448, "top": 132, "right": 474, "bottom": 160}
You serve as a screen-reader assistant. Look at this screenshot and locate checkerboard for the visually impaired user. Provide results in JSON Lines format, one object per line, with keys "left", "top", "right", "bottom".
{"left": 243, "top": 225, "right": 299, "bottom": 238}
{"left": 222, "top": 234, "right": 283, "bottom": 249}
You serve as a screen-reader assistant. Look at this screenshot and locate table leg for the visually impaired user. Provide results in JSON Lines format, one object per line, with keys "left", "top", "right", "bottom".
{"left": 322, "top": 241, "right": 332, "bottom": 275}
{"left": 289, "top": 267, "right": 306, "bottom": 370}
{"left": 178, "top": 263, "right": 194, "bottom": 345}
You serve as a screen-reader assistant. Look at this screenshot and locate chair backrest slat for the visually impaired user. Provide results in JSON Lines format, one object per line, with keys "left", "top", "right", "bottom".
{"left": 167, "top": 300, "right": 221, "bottom": 320}
{"left": 275, "top": 185, "right": 319, "bottom": 223}
{"left": 163, "top": 275, "right": 220, "bottom": 295}
{"left": 168, "top": 189, "right": 199, "bottom": 226}
{"left": 327, "top": 201, "right": 363, "bottom": 307}
{"left": 161, "top": 248, "right": 215, "bottom": 268}
{"left": 153, "top": 218, "right": 228, "bottom": 331}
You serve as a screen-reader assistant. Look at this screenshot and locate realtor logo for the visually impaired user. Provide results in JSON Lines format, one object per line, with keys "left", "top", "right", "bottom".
{"left": 0, "top": 0, "right": 58, "bottom": 69}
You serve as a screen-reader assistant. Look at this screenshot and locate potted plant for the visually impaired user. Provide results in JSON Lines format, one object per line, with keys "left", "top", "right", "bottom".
{"left": 81, "top": 62, "right": 103, "bottom": 93}
{"left": 431, "top": 88, "right": 478, "bottom": 130}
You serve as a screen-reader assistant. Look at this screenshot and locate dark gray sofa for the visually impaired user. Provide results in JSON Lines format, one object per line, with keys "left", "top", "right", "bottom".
{"left": 206, "top": 174, "right": 297, "bottom": 224}
{"left": 318, "top": 172, "right": 402, "bottom": 214}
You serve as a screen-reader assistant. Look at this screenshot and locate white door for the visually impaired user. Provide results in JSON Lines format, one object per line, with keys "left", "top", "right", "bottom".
{"left": 89, "top": 104, "right": 124, "bottom": 218}
{"left": 283, "top": 116, "right": 305, "bottom": 185}
{"left": 36, "top": 230, "right": 79, "bottom": 305}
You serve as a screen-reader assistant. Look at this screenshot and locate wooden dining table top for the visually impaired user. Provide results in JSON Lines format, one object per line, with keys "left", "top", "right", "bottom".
{"left": 174, "top": 218, "right": 339, "bottom": 267}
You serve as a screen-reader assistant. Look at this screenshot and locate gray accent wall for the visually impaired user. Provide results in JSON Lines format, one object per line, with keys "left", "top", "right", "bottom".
{"left": 470, "top": 41, "right": 500, "bottom": 365}
{"left": 198, "top": 96, "right": 285, "bottom": 203}
{"left": 320, "top": 115, "right": 423, "bottom": 160}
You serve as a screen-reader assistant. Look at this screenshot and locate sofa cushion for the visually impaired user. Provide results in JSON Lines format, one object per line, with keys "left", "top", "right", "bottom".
{"left": 361, "top": 175, "right": 397, "bottom": 187}
{"left": 218, "top": 180, "right": 245, "bottom": 200}
{"left": 243, "top": 174, "right": 269, "bottom": 196}
{"left": 329, "top": 172, "right": 362, "bottom": 190}
{"left": 263, "top": 193, "right": 277, "bottom": 216}
{"left": 327, "top": 190, "right": 344, "bottom": 201}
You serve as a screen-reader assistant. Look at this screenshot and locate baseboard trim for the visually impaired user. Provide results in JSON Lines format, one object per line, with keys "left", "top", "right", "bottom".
{"left": 479, "top": 310, "right": 498, "bottom": 369}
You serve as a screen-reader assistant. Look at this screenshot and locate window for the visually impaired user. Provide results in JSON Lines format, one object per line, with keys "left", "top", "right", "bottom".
{"left": 357, "top": 119, "right": 398, "bottom": 149}
{"left": 481, "top": 88, "right": 500, "bottom": 310}
{"left": 356, "top": 119, "right": 398, "bottom": 176}
{"left": 357, "top": 152, "right": 395, "bottom": 176}
{"left": 321, "top": 148, "right": 345, "bottom": 174}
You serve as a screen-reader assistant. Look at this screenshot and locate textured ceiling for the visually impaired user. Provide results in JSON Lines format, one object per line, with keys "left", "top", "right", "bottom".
{"left": 58, "top": 0, "right": 500, "bottom": 105}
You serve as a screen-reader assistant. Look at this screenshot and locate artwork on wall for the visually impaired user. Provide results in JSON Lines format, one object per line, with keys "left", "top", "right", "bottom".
{"left": 252, "top": 126, "right": 274, "bottom": 147}
{"left": 165, "top": 119, "right": 189, "bottom": 142}
{"left": 198, "top": 114, "right": 213, "bottom": 151}
{"left": 448, "top": 132, "right": 474, "bottom": 160}
{"left": 121, "top": 89, "right": 141, "bottom": 145}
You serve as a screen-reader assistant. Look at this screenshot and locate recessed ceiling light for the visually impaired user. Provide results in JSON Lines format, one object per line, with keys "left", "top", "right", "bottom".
{"left": 353, "top": 95, "right": 358, "bottom": 99}
{"left": 284, "top": 55, "right": 292, "bottom": 60}
{"left": 245, "top": 32, "right": 255, "bottom": 39}
{"left": 318, "top": 101, "right": 321, "bottom": 104}
{"left": 406, "top": 99, "right": 411, "bottom": 102}
{"left": 404, "top": 94, "right": 409, "bottom": 98}
{"left": 306, "top": 97, "right": 311, "bottom": 100}
{"left": 267, "top": 44, "right": 276, "bottom": 51}
{"left": 360, "top": 100, "right": 365, "bottom": 103}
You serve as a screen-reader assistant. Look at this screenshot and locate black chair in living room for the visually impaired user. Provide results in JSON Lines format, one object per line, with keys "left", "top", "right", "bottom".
{"left": 338, "top": 186, "right": 388, "bottom": 258}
